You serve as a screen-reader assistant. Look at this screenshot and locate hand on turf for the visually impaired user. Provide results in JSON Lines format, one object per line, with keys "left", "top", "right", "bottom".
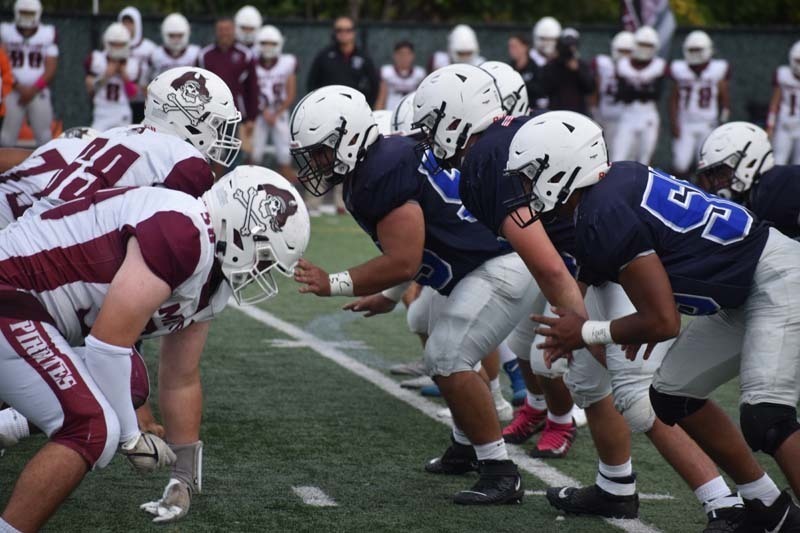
{"left": 532, "top": 307, "right": 586, "bottom": 366}
{"left": 294, "top": 258, "right": 331, "bottom": 296}
{"left": 120, "top": 432, "right": 176, "bottom": 474}
{"left": 141, "top": 478, "right": 191, "bottom": 523}
{"left": 343, "top": 293, "right": 396, "bottom": 317}
{"left": 621, "top": 342, "right": 658, "bottom": 361}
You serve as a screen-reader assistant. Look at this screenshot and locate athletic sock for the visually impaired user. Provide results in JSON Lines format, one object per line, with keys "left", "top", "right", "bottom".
{"left": 474, "top": 439, "right": 509, "bottom": 461}
{"left": 0, "top": 517, "right": 22, "bottom": 533}
{"left": 526, "top": 391, "right": 547, "bottom": 411}
{"left": 497, "top": 341, "right": 516, "bottom": 365}
{"left": 489, "top": 377, "right": 501, "bottom": 393}
{"left": 695, "top": 476, "right": 741, "bottom": 513}
{"left": 738, "top": 474, "right": 781, "bottom": 507}
{"left": 596, "top": 459, "right": 636, "bottom": 496}
{"left": 547, "top": 410, "right": 573, "bottom": 425}
{"left": 452, "top": 425, "right": 471, "bottom": 446}
{"left": 0, "top": 408, "right": 29, "bottom": 442}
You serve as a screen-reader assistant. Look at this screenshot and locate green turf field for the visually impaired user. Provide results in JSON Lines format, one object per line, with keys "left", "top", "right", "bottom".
{"left": 0, "top": 214, "right": 789, "bottom": 532}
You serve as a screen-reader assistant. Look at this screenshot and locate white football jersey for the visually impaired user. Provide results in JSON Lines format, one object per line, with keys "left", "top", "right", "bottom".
{"left": 617, "top": 56, "right": 667, "bottom": 89}
{"left": 774, "top": 65, "right": 800, "bottom": 127}
{"left": 147, "top": 44, "right": 201, "bottom": 81}
{"left": 528, "top": 48, "right": 548, "bottom": 68}
{"left": 85, "top": 51, "right": 142, "bottom": 120}
{"left": 670, "top": 59, "right": 729, "bottom": 124}
{"left": 0, "top": 23, "right": 59, "bottom": 86}
{"left": 0, "top": 187, "right": 230, "bottom": 346}
{"left": 593, "top": 54, "right": 623, "bottom": 120}
{"left": 0, "top": 138, "right": 88, "bottom": 228}
{"left": 255, "top": 54, "right": 297, "bottom": 111}
{"left": 380, "top": 64, "right": 426, "bottom": 112}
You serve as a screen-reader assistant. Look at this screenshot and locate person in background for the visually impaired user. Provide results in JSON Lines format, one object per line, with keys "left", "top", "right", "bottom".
{"left": 0, "top": 47, "right": 14, "bottom": 132}
{"left": 234, "top": 5, "right": 263, "bottom": 48}
{"left": 118, "top": 6, "right": 156, "bottom": 124}
{"left": 0, "top": 0, "right": 58, "bottom": 148}
{"left": 375, "top": 40, "right": 425, "bottom": 112}
{"left": 508, "top": 33, "right": 545, "bottom": 114}
{"left": 767, "top": 41, "right": 800, "bottom": 165}
{"left": 540, "top": 28, "right": 595, "bottom": 115}
{"left": 591, "top": 31, "right": 634, "bottom": 157}
{"left": 428, "top": 24, "right": 484, "bottom": 72}
{"left": 146, "top": 13, "right": 201, "bottom": 81}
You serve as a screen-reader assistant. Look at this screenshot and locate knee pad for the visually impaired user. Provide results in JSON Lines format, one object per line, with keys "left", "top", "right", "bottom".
{"left": 406, "top": 295, "right": 430, "bottom": 335}
{"left": 621, "top": 395, "right": 656, "bottom": 434}
{"left": 130, "top": 347, "right": 150, "bottom": 409}
{"left": 740, "top": 403, "right": 800, "bottom": 456}
{"left": 649, "top": 385, "right": 707, "bottom": 426}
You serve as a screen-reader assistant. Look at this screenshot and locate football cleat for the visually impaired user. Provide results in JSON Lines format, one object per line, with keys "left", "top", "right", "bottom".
{"left": 389, "top": 358, "right": 427, "bottom": 376}
{"left": 546, "top": 483, "right": 639, "bottom": 519}
{"left": 704, "top": 504, "right": 747, "bottom": 533}
{"left": 141, "top": 478, "right": 192, "bottom": 523}
{"left": 399, "top": 375, "right": 434, "bottom": 389}
{"left": 420, "top": 384, "right": 442, "bottom": 397}
{"left": 453, "top": 460, "right": 524, "bottom": 505}
{"left": 502, "top": 400, "right": 547, "bottom": 444}
{"left": 425, "top": 438, "right": 478, "bottom": 475}
{"left": 529, "top": 418, "right": 577, "bottom": 458}
{"left": 742, "top": 490, "right": 800, "bottom": 532}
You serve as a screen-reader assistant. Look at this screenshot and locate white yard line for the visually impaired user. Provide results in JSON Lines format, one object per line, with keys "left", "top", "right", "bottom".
{"left": 234, "top": 304, "right": 662, "bottom": 533}
{"left": 291, "top": 486, "right": 338, "bottom": 507}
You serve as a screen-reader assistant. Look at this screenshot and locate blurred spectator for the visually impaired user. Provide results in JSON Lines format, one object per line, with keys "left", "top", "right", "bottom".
{"left": 307, "top": 16, "right": 379, "bottom": 106}
{"left": 0, "top": 0, "right": 57, "bottom": 147}
{"left": 251, "top": 25, "right": 296, "bottom": 181}
{"left": 767, "top": 41, "right": 800, "bottom": 164}
{"left": 539, "top": 28, "right": 595, "bottom": 115}
{"left": 146, "top": 13, "right": 201, "bottom": 82}
{"left": 84, "top": 22, "right": 140, "bottom": 131}
{"left": 530, "top": 17, "right": 561, "bottom": 67}
{"left": 118, "top": 6, "right": 155, "bottom": 123}
{"left": 428, "top": 24, "right": 484, "bottom": 72}
{"left": 590, "top": 31, "right": 634, "bottom": 158}
{"left": 620, "top": 0, "right": 675, "bottom": 59}
{"left": 507, "top": 33, "right": 545, "bottom": 112}
{"left": 234, "top": 5, "right": 263, "bottom": 47}
{"left": 0, "top": 47, "right": 14, "bottom": 132}
{"left": 375, "top": 40, "right": 425, "bottom": 112}
{"left": 199, "top": 18, "right": 258, "bottom": 149}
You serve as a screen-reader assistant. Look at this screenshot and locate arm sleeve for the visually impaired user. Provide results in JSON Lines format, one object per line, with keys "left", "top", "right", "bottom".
{"left": 134, "top": 212, "right": 202, "bottom": 291}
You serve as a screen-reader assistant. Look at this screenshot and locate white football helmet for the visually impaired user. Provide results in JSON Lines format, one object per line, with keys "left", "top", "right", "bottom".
{"left": 391, "top": 91, "right": 415, "bottom": 133}
{"left": 413, "top": 64, "right": 503, "bottom": 163}
{"left": 697, "top": 122, "right": 774, "bottom": 198}
{"left": 203, "top": 166, "right": 310, "bottom": 305}
{"left": 103, "top": 22, "right": 132, "bottom": 60}
{"left": 611, "top": 31, "right": 635, "bottom": 61}
{"left": 289, "top": 86, "right": 379, "bottom": 196}
{"left": 633, "top": 26, "right": 659, "bottom": 62}
{"left": 235, "top": 5, "right": 262, "bottom": 46}
{"left": 59, "top": 126, "right": 100, "bottom": 140}
{"left": 161, "top": 13, "right": 190, "bottom": 54}
{"left": 790, "top": 40, "right": 800, "bottom": 78}
{"left": 480, "top": 61, "right": 529, "bottom": 117}
{"left": 683, "top": 30, "right": 713, "bottom": 65}
{"left": 257, "top": 25, "right": 284, "bottom": 60}
{"left": 373, "top": 110, "right": 393, "bottom": 136}
{"left": 505, "top": 111, "right": 609, "bottom": 226}
{"left": 14, "top": 0, "right": 41, "bottom": 29}
{"left": 144, "top": 67, "right": 242, "bottom": 167}
{"left": 532, "top": 17, "right": 561, "bottom": 58}
{"left": 448, "top": 25, "right": 480, "bottom": 64}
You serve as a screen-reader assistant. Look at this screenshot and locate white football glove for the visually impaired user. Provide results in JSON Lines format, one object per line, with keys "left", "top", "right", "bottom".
{"left": 120, "top": 432, "right": 176, "bottom": 473}
{"left": 141, "top": 478, "right": 191, "bottom": 523}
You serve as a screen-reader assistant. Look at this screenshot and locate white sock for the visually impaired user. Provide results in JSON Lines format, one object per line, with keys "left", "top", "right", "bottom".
{"left": 474, "top": 439, "right": 508, "bottom": 461}
{"left": 497, "top": 341, "right": 516, "bottom": 364}
{"left": 738, "top": 474, "right": 781, "bottom": 507}
{"left": 548, "top": 410, "right": 573, "bottom": 425}
{"left": 596, "top": 459, "right": 636, "bottom": 496}
{"left": 0, "top": 517, "right": 22, "bottom": 533}
{"left": 695, "top": 476, "right": 733, "bottom": 506}
{"left": 489, "top": 377, "right": 501, "bottom": 393}
{"left": 526, "top": 392, "right": 547, "bottom": 411}
{"left": 0, "top": 408, "right": 29, "bottom": 442}
{"left": 452, "top": 425, "right": 471, "bottom": 446}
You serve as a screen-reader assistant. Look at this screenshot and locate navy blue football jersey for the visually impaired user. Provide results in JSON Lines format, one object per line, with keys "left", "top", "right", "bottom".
{"left": 575, "top": 161, "right": 770, "bottom": 315}
{"left": 749, "top": 165, "right": 800, "bottom": 238}
{"left": 344, "top": 135, "right": 510, "bottom": 295}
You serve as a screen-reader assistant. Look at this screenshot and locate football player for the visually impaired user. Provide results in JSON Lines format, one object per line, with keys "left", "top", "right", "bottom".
{"left": 668, "top": 31, "right": 731, "bottom": 178}
{"left": 612, "top": 26, "right": 666, "bottom": 164}
{"left": 375, "top": 40, "right": 426, "bottom": 112}
{"left": 85, "top": 22, "right": 142, "bottom": 131}
{"left": 767, "top": 41, "right": 800, "bottom": 165}
{"left": 0, "top": 0, "right": 58, "bottom": 147}
{"left": 288, "top": 77, "right": 585, "bottom": 505}
{"left": 427, "top": 25, "right": 484, "bottom": 72}
{"left": 234, "top": 5, "right": 263, "bottom": 48}
{"left": 146, "top": 13, "right": 201, "bottom": 81}
{"left": 0, "top": 166, "right": 309, "bottom": 531}
{"left": 530, "top": 16, "right": 561, "bottom": 67}
{"left": 697, "top": 121, "right": 800, "bottom": 239}
{"left": 117, "top": 7, "right": 156, "bottom": 123}
{"left": 591, "top": 31, "right": 634, "bottom": 157}
{"left": 521, "top": 111, "right": 800, "bottom": 531}
{"left": 251, "top": 25, "right": 297, "bottom": 181}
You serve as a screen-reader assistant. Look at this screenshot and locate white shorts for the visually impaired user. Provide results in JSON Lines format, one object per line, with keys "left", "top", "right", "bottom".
{"left": 612, "top": 103, "right": 660, "bottom": 164}
{"left": 653, "top": 229, "right": 800, "bottom": 407}
{"left": 772, "top": 121, "right": 800, "bottom": 166}
{"left": 251, "top": 111, "right": 291, "bottom": 165}
{"left": 424, "top": 253, "right": 538, "bottom": 376}
{"left": 672, "top": 121, "right": 714, "bottom": 174}
{"left": 406, "top": 285, "right": 439, "bottom": 336}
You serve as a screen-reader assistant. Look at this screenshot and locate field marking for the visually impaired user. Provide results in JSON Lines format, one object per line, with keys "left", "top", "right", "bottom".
{"left": 291, "top": 486, "right": 338, "bottom": 507}
{"left": 233, "top": 304, "right": 662, "bottom": 533}
{"left": 525, "top": 490, "right": 675, "bottom": 501}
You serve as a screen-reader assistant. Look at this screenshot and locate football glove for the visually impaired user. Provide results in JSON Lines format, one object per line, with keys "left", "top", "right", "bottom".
{"left": 141, "top": 478, "right": 191, "bottom": 523}
{"left": 120, "top": 432, "right": 176, "bottom": 473}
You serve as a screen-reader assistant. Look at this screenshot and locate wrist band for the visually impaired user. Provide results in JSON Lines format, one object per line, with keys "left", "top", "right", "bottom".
{"left": 123, "top": 80, "right": 137, "bottom": 98}
{"left": 329, "top": 271, "right": 354, "bottom": 296}
{"left": 581, "top": 320, "right": 614, "bottom": 345}
{"left": 381, "top": 282, "right": 410, "bottom": 302}
{"left": 34, "top": 77, "right": 47, "bottom": 90}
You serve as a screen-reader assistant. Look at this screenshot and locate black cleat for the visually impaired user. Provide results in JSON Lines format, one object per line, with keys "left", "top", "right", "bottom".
{"left": 425, "top": 439, "right": 477, "bottom": 475}
{"left": 704, "top": 504, "right": 747, "bottom": 533}
{"left": 453, "top": 460, "right": 524, "bottom": 505}
{"left": 743, "top": 490, "right": 800, "bottom": 532}
{"left": 546, "top": 483, "right": 639, "bottom": 519}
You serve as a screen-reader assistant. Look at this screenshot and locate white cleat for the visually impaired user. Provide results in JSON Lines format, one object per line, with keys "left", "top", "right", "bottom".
{"left": 437, "top": 391, "right": 514, "bottom": 422}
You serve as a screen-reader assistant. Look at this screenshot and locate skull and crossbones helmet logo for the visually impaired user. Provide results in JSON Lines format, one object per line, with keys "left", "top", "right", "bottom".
{"left": 163, "top": 71, "right": 213, "bottom": 125}
{"left": 234, "top": 184, "right": 299, "bottom": 235}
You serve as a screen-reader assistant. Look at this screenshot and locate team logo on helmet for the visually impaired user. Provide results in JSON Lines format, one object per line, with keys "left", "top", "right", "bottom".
{"left": 233, "top": 184, "right": 298, "bottom": 235}
{"left": 162, "top": 71, "right": 212, "bottom": 126}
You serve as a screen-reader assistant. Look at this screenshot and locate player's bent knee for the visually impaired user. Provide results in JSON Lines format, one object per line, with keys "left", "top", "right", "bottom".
{"left": 740, "top": 402, "right": 800, "bottom": 456}
{"left": 649, "top": 385, "right": 707, "bottom": 426}
{"left": 53, "top": 403, "right": 120, "bottom": 469}
{"left": 622, "top": 395, "right": 656, "bottom": 433}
